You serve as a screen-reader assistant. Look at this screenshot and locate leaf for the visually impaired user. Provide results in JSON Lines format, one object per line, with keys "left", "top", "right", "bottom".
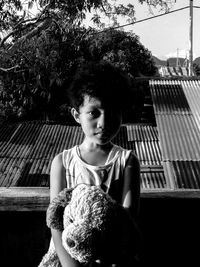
{"left": 28, "top": 1, "right": 34, "bottom": 10}
{"left": 47, "top": 92, "right": 51, "bottom": 103}
{"left": 56, "top": 77, "right": 62, "bottom": 86}
{"left": 49, "top": 77, "right": 55, "bottom": 87}
{"left": 36, "top": 74, "right": 43, "bottom": 89}
{"left": 22, "top": 84, "right": 26, "bottom": 91}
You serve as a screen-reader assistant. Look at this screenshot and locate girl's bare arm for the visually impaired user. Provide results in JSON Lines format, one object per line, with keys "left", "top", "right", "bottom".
{"left": 122, "top": 152, "right": 141, "bottom": 221}
{"left": 50, "top": 153, "right": 82, "bottom": 267}
{"left": 120, "top": 152, "right": 142, "bottom": 266}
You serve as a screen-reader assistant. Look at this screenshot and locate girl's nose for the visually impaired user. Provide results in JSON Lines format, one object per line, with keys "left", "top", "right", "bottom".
{"left": 97, "top": 113, "right": 105, "bottom": 129}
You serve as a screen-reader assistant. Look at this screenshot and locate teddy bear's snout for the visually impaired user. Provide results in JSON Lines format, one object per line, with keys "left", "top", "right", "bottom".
{"left": 66, "top": 238, "right": 76, "bottom": 248}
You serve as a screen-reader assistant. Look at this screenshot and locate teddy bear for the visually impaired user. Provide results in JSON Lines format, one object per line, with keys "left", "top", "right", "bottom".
{"left": 38, "top": 183, "right": 141, "bottom": 267}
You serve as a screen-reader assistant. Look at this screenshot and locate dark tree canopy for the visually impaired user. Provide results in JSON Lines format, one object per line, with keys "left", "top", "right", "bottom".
{"left": 87, "top": 29, "right": 157, "bottom": 77}
{"left": 0, "top": 0, "right": 175, "bottom": 121}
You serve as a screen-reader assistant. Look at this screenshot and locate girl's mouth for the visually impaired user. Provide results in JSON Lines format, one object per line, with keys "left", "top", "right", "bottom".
{"left": 95, "top": 131, "right": 108, "bottom": 136}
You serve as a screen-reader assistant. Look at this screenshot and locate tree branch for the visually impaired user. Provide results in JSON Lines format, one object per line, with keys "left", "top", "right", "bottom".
{"left": 7, "top": 17, "right": 52, "bottom": 53}
{"left": 0, "top": 29, "right": 19, "bottom": 48}
{"left": 0, "top": 65, "right": 19, "bottom": 73}
{"left": 101, "top": 3, "right": 108, "bottom": 15}
{"left": 0, "top": 0, "right": 55, "bottom": 49}
{"left": 0, "top": 16, "right": 44, "bottom": 48}
{"left": 13, "top": 10, "right": 26, "bottom": 29}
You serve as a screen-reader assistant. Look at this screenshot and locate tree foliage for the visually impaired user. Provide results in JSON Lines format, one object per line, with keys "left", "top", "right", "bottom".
{"left": 88, "top": 29, "right": 156, "bottom": 77}
{"left": 0, "top": 24, "right": 88, "bottom": 120}
{"left": 0, "top": 0, "right": 174, "bottom": 121}
{"left": 0, "top": 0, "right": 23, "bottom": 32}
{"left": 193, "top": 63, "right": 200, "bottom": 77}
{"left": 0, "top": 0, "right": 176, "bottom": 41}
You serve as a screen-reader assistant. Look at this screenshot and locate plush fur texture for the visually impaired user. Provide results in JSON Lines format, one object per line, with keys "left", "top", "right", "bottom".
{"left": 38, "top": 184, "right": 140, "bottom": 267}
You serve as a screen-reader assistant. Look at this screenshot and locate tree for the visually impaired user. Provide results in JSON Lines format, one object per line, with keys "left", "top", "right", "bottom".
{"left": 0, "top": 0, "right": 175, "bottom": 121}
{"left": 87, "top": 29, "right": 156, "bottom": 77}
{"left": 193, "top": 63, "right": 200, "bottom": 77}
{"left": 0, "top": 0, "right": 23, "bottom": 32}
{"left": 0, "top": 24, "right": 89, "bottom": 120}
{"left": 0, "top": 0, "right": 176, "bottom": 45}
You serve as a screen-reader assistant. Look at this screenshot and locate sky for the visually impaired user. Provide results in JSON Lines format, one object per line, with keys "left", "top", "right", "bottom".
{"left": 123, "top": 0, "right": 200, "bottom": 60}
{"left": 27, "top": 0, "right": 200, "bottom": 60}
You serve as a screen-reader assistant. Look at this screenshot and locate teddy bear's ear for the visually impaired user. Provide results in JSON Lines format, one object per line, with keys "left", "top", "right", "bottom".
{"left": 47, "top": 205, "right": 65, "bottom": 231}
{"left": 46, "top": 188, "right": 73, "bottom": 231}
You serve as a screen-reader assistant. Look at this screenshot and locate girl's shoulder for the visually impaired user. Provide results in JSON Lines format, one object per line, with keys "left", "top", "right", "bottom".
{"left": 113, "top": 144, "right": 133, "bottom": 153}
{"left": 51, "top": 146, "right": 77, "bottom": 168}
{"left": 61, "top": 145, "right": 78, "bottom": 168}
{"left": 112, "top": 144, "right": 130, "bottom": 153}
{"left": 112, "top": 144, "right": 134, "bottom": 159}
{"left": 51, "top": 152, "right": 63, "bottom": 169}
{"left": 62, "top": 145, "right": 76, "bottom": 156}
{"left": 113, "top": 144, "right": 139, "bottom": 167}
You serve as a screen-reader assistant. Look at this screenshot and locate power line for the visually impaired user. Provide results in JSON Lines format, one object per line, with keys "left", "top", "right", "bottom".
{"left": 92, "top": 5, "right": 200, "bottom": 34}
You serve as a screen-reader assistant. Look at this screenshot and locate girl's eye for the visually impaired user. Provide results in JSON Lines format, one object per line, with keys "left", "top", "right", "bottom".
{"left": 88, "top": 110, "right": 100, "bottom": 118}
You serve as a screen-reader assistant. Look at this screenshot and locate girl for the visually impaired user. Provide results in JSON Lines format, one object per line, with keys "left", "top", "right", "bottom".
{"left": 50, "top": 61, "right": 141, "bottom": 267}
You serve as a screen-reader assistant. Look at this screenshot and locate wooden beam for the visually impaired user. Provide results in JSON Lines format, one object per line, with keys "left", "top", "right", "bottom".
{"left": 0, "top": 187, "right": 200, "bottom": 212}
{"left": 141, "top": 189, "right": 200, "bottom": 199}
{"left": 0, "top": 187, "right": 49, "bottom": 211}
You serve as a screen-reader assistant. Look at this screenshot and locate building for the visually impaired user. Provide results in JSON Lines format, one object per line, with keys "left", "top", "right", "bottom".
{"left": 0, "top": 78, "right": 200, "bottom": 267}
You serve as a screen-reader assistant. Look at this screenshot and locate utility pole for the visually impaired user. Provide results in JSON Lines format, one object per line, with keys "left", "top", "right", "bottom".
{"left": 176, "top": 48, "right": 180, "bottom": 67}
{"left": 189, "top": 0, "right": 193, "bottom": 76}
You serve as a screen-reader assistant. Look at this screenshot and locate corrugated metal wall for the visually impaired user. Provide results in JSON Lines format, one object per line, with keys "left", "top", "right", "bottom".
{"left": 150, "top": 79, "right": 200, "bottom": 189}
{"left": 0, "top": 121, "right": 165, "bottom": 189}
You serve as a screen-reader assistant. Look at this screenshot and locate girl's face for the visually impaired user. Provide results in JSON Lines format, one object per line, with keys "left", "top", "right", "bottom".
{"left": 71, "top": 94, "right": 122, "bottom": 146}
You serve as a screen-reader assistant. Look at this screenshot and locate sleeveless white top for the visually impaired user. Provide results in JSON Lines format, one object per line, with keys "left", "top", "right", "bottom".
{"left": 40, "top": 145, "right": 132, "bottom": 267}
{"left": 62, "top": 144, "right": 132, "bottom": 194}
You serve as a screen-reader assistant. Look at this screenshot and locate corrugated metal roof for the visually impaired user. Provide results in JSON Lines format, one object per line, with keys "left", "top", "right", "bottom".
{"left": 158, "top": 66, "right": 194, "bottom": 77}
{"left": 163, "top": 161, "right": 200, "bottom": 189}
{"left": 150, "top": 79, "right": 200, "bottom": 160}
{"left": 0, "top": 121, "right": 164, "bottom": 189}
{"left": 155, "top": 114, "right": 200, "bottom": 160}
{"left": 140, "top": 166, "right": 166, "bottom": 189}
{"left": 119, "top": 125, "right": 162, "bottom": 165}
{"left": 150, "top": 80, "right": 191, "bottom": 114}
{"left": 150, "top": 79, "right": 200, "bottom": 189}
{"left": 181, "top": 80, "right": 200, "bottom": 129}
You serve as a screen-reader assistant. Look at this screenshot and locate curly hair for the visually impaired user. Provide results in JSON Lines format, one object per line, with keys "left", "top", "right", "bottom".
{"left": 67, "top": 60, "right": 133, "bottom": 111}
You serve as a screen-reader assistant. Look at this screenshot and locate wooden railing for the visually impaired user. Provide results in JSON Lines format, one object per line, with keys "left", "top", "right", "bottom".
{"left": 0, "top": 187, "right": 200, "bottom": 211}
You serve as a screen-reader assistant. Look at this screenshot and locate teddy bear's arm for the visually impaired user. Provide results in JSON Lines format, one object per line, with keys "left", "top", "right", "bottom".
{"left": 46, "top": 188, "right": 73, "bottom": 231}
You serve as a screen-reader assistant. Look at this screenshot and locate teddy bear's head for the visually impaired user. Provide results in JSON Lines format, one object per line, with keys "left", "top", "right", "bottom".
{"left": 61, "top": 184, "right": 117, "bottom": 263}
{"left": 46, "top": 183, "right": 141, "bottom": 266}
